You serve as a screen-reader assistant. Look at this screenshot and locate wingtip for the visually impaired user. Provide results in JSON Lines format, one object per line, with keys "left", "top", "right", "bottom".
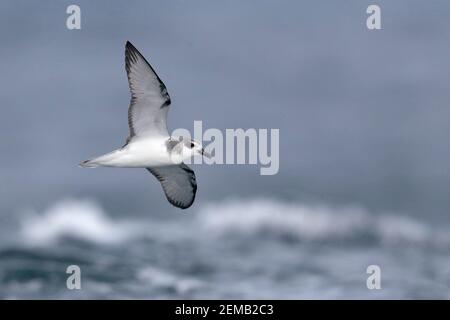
{"left": 125, "top": 41, "right": 140, "bottom": 62}
{"left": 125, "top": 41, "right": 135, "bottom": 51}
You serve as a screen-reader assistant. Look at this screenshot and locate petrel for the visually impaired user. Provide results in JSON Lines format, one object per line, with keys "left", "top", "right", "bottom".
{"left": 80, "top": 41, "right": 210, "bottom": 209}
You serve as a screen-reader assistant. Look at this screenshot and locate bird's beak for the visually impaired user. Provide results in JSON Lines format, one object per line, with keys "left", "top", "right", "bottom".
{"left": 200, "top": 148, "right": 211, "bottom": 159}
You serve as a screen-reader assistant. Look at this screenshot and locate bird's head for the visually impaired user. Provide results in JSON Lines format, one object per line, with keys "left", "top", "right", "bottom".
{"left": 182, "top": 138, "right": 211, "bottom": 159}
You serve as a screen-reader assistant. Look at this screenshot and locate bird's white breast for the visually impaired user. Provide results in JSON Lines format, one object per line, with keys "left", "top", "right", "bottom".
{"left": 105, "top": 137, "right": 176, "bottom": 168}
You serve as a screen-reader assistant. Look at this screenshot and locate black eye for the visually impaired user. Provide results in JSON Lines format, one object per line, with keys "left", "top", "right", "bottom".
{"left": 190, "top": 143, "right": 195, "bottom": 148}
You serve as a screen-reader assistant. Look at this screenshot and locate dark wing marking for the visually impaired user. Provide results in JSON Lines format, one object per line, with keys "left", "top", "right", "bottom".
{"left": 125, "top": 41, "right": 171, "bottom": 140}
{"left": 147, "top": 163, "right": 197, "bottom": 209}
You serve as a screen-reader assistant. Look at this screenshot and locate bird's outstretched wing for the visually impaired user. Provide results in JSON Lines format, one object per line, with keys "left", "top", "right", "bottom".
{"left": 147, "top": 163, "right": 197, "bottom": 209}
{"left": 125, "top": 41, "right": 171, "bottom": 140}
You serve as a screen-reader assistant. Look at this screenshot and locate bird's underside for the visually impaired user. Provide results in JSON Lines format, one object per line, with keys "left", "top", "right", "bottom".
{"left": 148, "top": 164, "right": 197, "bottom": 209}
{"left": 80, "top": 41, "right": 198, "bottom": 209}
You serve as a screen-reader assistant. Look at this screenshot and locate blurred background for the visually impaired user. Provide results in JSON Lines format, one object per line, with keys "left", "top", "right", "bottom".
{"left": 1, "top": 0, "right": 450, "bottom": 298}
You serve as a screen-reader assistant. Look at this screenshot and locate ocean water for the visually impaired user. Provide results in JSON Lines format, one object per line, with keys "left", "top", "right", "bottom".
{"left": 1, "top": 198, "right": 449, "bottom": 299}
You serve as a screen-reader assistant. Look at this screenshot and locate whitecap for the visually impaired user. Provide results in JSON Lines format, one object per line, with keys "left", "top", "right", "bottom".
{"left": 196, "top": 198, "right": 450, "bottom": 247}
{"left": 20, "top": 199, "right": 143, "bottom": 246}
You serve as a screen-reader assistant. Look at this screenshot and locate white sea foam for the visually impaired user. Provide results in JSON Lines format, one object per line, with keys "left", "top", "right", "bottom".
{"left": 198, "top": 199, "right": 369, "bottom": 239}
{"left": 20, "top": 199, "right": 143, "bottom": 245}
{"left": 137, "top": 266, "right": 204, "bottom": 294}
{"left": 196, "top": 198, "right": 450, "bottom": 246}
{"left": 19, "top": 198, "right": 450, "bottom": 248}
{"left": 12, "top": 197, "right": 450, "bottom": 299}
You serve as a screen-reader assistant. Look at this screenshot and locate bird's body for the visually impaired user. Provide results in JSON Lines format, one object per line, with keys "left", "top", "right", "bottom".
{"left": 81, "top": 41, "right": 209, "bottom": 209}
{"left": 83, "top": 137, "right": 179, "bottom": 168}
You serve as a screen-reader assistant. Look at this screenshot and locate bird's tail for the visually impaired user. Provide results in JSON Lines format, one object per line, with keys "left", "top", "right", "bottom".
{"left": 79, "top": 158, "right": 99, "bottom": 168}
{"left": 79, "top": 149, "right": 122, "bottom": 168}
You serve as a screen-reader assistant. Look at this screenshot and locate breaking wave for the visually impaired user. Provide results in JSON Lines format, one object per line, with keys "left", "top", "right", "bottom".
{"left": 20, "top": 199, "right": 145, "bottom": 245}
{"left": 18, "top": 198, "right": 450, "bottom": 249}
{"left": 10, "top": 197, "right": 450, "bottom": 298}
{"left": 196, "top": 199, "right": 450, "bottom": 247}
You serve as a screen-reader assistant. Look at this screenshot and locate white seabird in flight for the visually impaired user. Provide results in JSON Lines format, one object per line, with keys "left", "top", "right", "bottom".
{"left": 80, "top": 41, "right": 210, "bottom": 209}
